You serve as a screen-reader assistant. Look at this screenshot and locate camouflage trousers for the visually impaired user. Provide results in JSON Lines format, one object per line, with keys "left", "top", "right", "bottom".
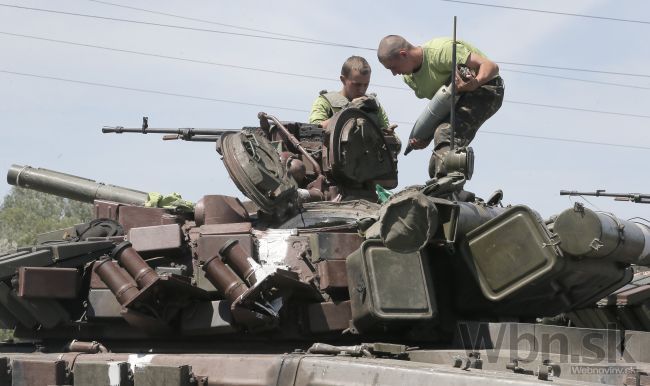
{"left": 428, "top": 76, "right": 505, "bottom": 178}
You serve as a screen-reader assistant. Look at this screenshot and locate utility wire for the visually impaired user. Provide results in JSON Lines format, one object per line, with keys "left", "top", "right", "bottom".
{"left": 497, "top": 61, "right": 650, "bottom": 79}
{"left": 440, "top": 0, "right": 650, "bottom": 25}
{"left": 0, "top": 3, "right": 370, "bottom": 50}
{"left": 479, "top": 130, "right": 650, "bottom": 151}
{"left": 0, "top": 31, "right": 339, "bottom": 84}
{"left": 2, "top": 2, "right": 650, "bottom": 79}
{"left": 0, "top": 70, "right": 307, "bottom": 113}
{"left": 504, "top": 101, "right": 650, "bottom": 120}
{"left": 1, "top": 31, "right": 647, "bottom": 93}
{"left": 499, "top": 68, "right": 650, "bottom": 91}
{"left": 85, "top": 0, "right": 330, "bottom": 43}
{"left": 1, "top": 69, "right": 648, "bottom": 151}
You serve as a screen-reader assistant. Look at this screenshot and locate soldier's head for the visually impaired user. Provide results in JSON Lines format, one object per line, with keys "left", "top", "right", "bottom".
{"left": 340, "top": 56, "right": 371, "bottom": 100}
{"left": 377, "top": 35, "right": 420, "bottom": 76}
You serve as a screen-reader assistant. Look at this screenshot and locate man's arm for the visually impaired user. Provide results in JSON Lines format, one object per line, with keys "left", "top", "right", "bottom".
{"left": 378, "top": 104, "right": 390, "bottom": 129}
{"left": 456, "top": 52, "right": 499, "bottom": 93}
{"left": 308, "top": 96, "right": 332, "bottom": 127}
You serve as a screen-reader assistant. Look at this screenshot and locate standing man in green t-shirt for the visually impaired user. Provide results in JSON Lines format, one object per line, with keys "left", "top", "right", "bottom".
{"left": 377, "top": 35, "right": 504, "bottom": 178}
{"left": 309, "top": 56, "right": 390, "bottom": 131}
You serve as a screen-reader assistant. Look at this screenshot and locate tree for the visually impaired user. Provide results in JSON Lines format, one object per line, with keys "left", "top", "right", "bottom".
{"left": 0, "top": 187, "right": 93, "bottom": 252}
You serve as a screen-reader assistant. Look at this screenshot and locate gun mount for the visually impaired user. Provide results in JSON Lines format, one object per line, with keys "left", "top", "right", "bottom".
{"left": 1, "top": 111, "right": 650, "bottom": 385}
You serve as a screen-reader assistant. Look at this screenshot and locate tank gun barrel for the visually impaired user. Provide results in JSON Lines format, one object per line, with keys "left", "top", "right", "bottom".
{"left": 560, "top": 189, "right": 650, "bottom": 204}
{"left": 7, "top": 164, "right": 149, "bottom": 205}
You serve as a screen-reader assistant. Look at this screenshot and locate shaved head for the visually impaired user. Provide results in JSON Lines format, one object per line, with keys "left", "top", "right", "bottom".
{"left": 377, "top": 35, "right": 414, "bottom": 63}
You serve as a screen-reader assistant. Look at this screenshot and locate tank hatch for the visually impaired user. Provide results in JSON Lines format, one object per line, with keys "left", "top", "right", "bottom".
{"left": 327, "top": 108, "right": 396, "bottom": 186}
{"left": 219, "top": 129, "right": 298, "bottom": 219}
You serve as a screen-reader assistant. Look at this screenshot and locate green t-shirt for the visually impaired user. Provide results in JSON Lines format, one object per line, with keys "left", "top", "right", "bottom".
{"left": 308, "top": 93, "right": 390, "bottom": 129}
{"left": 403, "top": 37, "right": 486, "bottom": 99}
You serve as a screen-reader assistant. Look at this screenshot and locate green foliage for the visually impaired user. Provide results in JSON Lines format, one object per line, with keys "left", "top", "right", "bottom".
{"left": 0, "top": 187, "right": 93, "bottom": 251}
{"left": 0, "top": 329, "right": 12, "bottom": 341}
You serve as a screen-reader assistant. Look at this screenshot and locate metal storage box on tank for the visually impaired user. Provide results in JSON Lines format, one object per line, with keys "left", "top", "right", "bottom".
{"left": 462, "top": 205, "right": 564, "bottom": 301}
{"left": 346, "top": 239, "right": 436, "bottom": 332}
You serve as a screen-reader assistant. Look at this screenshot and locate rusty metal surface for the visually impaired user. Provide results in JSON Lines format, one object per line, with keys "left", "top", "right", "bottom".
{"left": 73, "top": 361, "right": 130, "bottom": 386}
{"left": 282, "top": 235, "right": 317, "bottom": 283}
{"left": 90, "top": 259, "right": 135, "bottom": 289}
{"left": 315, "top": 232, "right": 364, "bottom": 260}
{"left": 194, "top": 195, "right": 249, "bottom": 226}
{"left": 202, "top": 256, "right": 248, "bottom": 302}
{"left": 118, "top": 206, "right": 187, "bottom": 232}
{"left": 198, "top": 223, "right": 252, "bottom": 235}
{"left": 128, "top": 224, "right": 182, "bottom": 253}
{"left": 94, "top": 258, "right": 139, "bottom": 305}
{"left": 307, "top": 300, "right": 352, "bottom": 333}
{"left": 94, "top": 200, "right": 123, "bottom": 221}
{"left": 133, "top": 363, "right": 192, "bottom": 386}
{"left": 17, "top": 266, "right": 80, "bottom": 299}
{"left": 11, "top": 359, "right": 68, "bottom": 386}
{"left": 220, "top": 239, "right": 258, "bottom": 285}
{"left": 317, "top": 260, "right": 348, "bottom": 292}
{"left": 197, "top": 234, "right": 253, "bottom": 263}
{"left": 112, "top": 243, "right": 159, "bottom": 288}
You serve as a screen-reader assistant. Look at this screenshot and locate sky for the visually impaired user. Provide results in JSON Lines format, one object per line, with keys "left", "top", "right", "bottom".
{"left": 0, "top": 0, "right": 648, "bottom": 223}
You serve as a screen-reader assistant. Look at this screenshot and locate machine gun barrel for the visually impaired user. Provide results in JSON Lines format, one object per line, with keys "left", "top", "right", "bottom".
{"left": 102, "top": 126, "right": 235, "bottom": 142}
{"left": 7, "top": 164, "right": 149, "bottom": 205}
{"left": 560, "top": 189, "right": 650, "bottom": 204}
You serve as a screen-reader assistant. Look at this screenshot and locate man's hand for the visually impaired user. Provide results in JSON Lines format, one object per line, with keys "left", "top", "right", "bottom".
{"left": 383, "top": 123, "right": 398, "bottom": 135}
{"left": 455, "top": 71, "right": 480, "bottom": 93}
{"left": 409, "top": 137, "right": 431, "bottom": 150}
{"left": 319, "top": 118, "right": 331, "bottom": 133}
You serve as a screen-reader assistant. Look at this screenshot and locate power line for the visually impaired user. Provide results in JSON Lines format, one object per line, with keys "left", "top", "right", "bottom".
{"left": 0, "top": 69, "right": 307, "bottom": 113}
{"left": 0, "top": 36, "right": 646, "bottom": 120}
{"left": 0, "top": 31, "right": 339, "bottom": 84}
{"left": 480, "top": 130, "right": 650, "bottom": 151}
{"left": 497, "top": 61, "right": 650, "bottom": 79}
{"left": 504, "top": 100, "right": 650, "bottom": 120}
{"left": 85, "top": 0, "right": 330, "bottom": 43}
{"left": 1, "top": 32, "right": 648, "bottom": 119}
{"left": 1, "top": 30, "right": 647, "bottom": 93}
{"left": 0, "top": 3, "right": 371, "bottom": 50}
{"left": 89, "top": 1, "right": 650, "bottom": 80}
{"left": 440, "top": 0, "right": 650, "bottom": 25}
{"left": 2, "top": 2, "right": 649, "bottom": 79}
{"left": 1, "top": 69, "right": 647, "bottom": 151}
{"left": 500, "top": 68, "right": 650, "bottom": 91}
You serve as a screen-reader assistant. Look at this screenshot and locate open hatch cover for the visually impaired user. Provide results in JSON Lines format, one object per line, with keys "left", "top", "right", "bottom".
{"left": 327, "top": 108, "right": 396, "bottom": 186}
{"left": 219, "top": 129, "right": 298, "bottom": 219}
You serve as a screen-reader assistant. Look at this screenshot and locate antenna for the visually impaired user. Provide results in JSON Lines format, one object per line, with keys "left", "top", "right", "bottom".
{"left": 450, "top": 16, "right": 457, "bottom": 150}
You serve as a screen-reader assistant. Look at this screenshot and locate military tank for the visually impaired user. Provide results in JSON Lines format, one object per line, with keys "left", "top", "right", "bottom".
{"left": 0, "top": 109, "right": 649, "bottom": 385}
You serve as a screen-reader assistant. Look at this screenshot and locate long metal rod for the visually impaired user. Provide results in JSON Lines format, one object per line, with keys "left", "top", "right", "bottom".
{"left": 560, "top": 190, "right": 650, "bottom": 203}
{"left": 102, "top": 126, "right": 233, "bottom": 136}
{"left": 450, "top": 16, "right": 457, "bottom": 150}
{"left": 259, "top": 112, "right": 322, "bottom": 176}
